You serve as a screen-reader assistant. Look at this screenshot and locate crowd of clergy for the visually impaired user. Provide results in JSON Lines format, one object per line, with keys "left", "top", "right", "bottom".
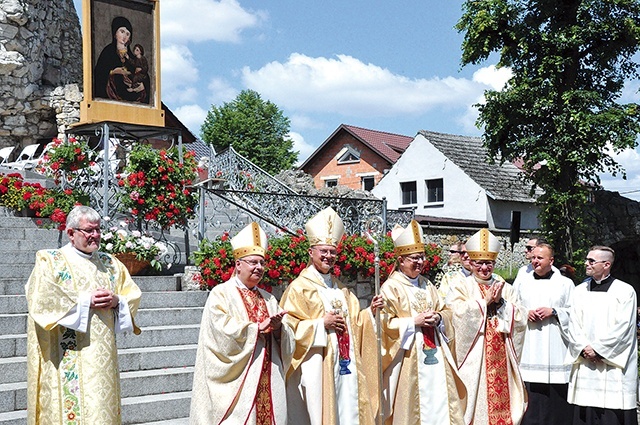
{"left": 25, "top": 205, "right": 637, "bottom": 425}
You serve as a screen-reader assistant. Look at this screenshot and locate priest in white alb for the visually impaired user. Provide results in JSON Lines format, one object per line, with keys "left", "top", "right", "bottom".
{"left": 26, "top": 205, "right": 141, "bottom": 425}
{"left": 189, "top": 222, "right": 295, "bottom": 425}
{"left": 566, "top": 245, "right": 637, "bottom": 425}
{"left": 379, "top": 220, "right": 467, "bottom": 425}
{"left": 513, "top": 242, "right": 574, "bottom": 424}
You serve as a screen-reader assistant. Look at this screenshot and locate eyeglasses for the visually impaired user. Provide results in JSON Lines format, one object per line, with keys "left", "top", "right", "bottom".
{"left": 449, "top": 250, "right": 467, "bottom": 254}
{"left": 404, "top": 255, "right": 426, "bottom": 263}
{"left": 74, "top": 227, "right": 101, "bottom": 237}
{"left": 239, "top": 258, "right": 266, "bottom": 267}
{"left": 474, "top": 261, "right": 495, "bottom": 268}
{"left": 525, "top": 245, "right": 536, "bottom": 251}
{"left": 312, "top": 247, "right": 338, "bottom": 257}
{"left": 585, "top": 258, "right": 607, "bottom": 265}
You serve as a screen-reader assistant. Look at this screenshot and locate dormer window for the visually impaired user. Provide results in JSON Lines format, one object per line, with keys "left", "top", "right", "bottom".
{"left": 336, "top": 145, "right": 361, "bottom": 164}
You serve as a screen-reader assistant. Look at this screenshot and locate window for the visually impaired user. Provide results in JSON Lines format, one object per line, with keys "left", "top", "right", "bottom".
{"left": 336, "top": 145, "right": 361, "bottom": 164}
{"left": 361, "top": 176, "right": 375, "bottom": 191}
{"left": 426, "top": 178, "right": 444, "bottom": 203}
{"left": 400, "top": 181, "right": 417, "bottom": 205}
{"left": 325, "top": 179, "right": 338, "bottom": 188}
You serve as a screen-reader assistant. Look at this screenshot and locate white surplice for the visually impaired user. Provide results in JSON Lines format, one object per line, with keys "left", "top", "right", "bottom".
{"left": 566, "top": 278, "right": 638, "bottom": 410}
{"left": 513, "top": 270, "right": 574, "bottom": 383}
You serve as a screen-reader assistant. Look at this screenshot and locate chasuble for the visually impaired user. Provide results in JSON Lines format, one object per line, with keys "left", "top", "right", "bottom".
{"left": 280, "top": 266, "right": 377, "bottom": 425}
{"left": 447, "top": 274, "right": 528, "bottom": 425}
{"left": 379, "top": 271, "right": 467, "bottom": 425}
{"left": 26, "top": 244, "right": 141, "bottom": 425}
{"left": 189, "top": 278, "right": 294, "bottom": 425}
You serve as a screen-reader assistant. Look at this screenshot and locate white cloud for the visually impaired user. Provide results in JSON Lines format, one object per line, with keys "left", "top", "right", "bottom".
{"left": 161, "top": 0, "right": 264, "bottom": 44}
{"left": 161, "top": 44, "right": 200, "bottom": 103}
{"left": 173, "top": 104, "right": 208, "bottom": 137}
{"left": 290, "top": 114, "right": 325, "bottom": 131}
{"left": 472, "top": 65, "right": 512, "bottom": 90}
{"left": 599, "top": 147, "right": 640, "bottom": 201}
{"left": 207, "top": 77, "right": 238, "bottom": 105}
{"left": 288, "top": 132, "right": 317, "bottom": 166}
{"left": 241, "top": 53, "right": 486, "bottom": 117}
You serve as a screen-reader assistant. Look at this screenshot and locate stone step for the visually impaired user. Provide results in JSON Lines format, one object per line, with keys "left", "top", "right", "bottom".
{"left": 0, "top": 215, "right": 55, "bottom": 230}
{"left": 0, "top": 228, "right": 62, "bottom": 244}
{"left": 135, "top": 419, "right": 190, "bottom": 425}
{"left": 0, "top": 408, "right": 23, "bottom": 425}
{"left": 0, "top": 357, "right": 24, "bottom": 385}
{"left": 121, "top": 391, "right": 192, "bottom": 424}
{"left": 0, "top": 275, "right": 185, "bottom": 296}
{"left": 0, "top": 297, "right": 25, "bottom": 315}
{"left": 0, "top": 238, "right": 62, "bottom": 254}
{"left": 0, "top": 252, "right": 41, "bottom": 265}
{"left": 133, "top": 276, "right": 182, "bottom": 292}
{"left": 0, "top": 324, "right": 201, "bottom": 361}
{"left": 0, "top": 266, "right": 34, "bottom": 280}
{"left": 0, "top": 366, "right": 194, "bottom": 413}
{"left": 0, "top": 382, "right": 24, "bottom": 416}
{"left": 135, "top": 307, "right": 204, "bottom": 328}
{"left": 0, "top": 281, "right": 24, "bottom": 296}
{"left": 0, "top": 306, "right": 204, "bottom": 334}
{"left": 0, "top": 343, "right": 198, "bottom": 386}
{"left": 0, "top": 316, "right": 24, "bottom": 337}
{"left": 140, "top": 291, "right": 208, "bottom": 309}
{"left": 0, "top": 279, "right": 27, "bottom": 297}
{"left": 118, "top": 345, "right": 198, "bottom": 372}
{"left": 120, "top": 367, "right": 194, "bottom": 398}
{"left": 117, "top": 324, "right": 201, "bottom": 350}
{"left": 0, "top": 334, "right": 25, "bottom": 358}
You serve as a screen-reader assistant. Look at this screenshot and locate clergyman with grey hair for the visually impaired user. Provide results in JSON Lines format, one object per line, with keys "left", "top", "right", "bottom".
{"left": 25, "top": 205, "right": 142, "bottom": 424}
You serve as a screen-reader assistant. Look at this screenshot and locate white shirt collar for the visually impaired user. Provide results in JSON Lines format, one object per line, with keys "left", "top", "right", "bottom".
{"left": 309, "top": 265, "right": 334, "bottom": 288}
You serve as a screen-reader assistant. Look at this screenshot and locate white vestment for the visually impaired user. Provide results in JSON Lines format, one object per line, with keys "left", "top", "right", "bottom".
{"left": 513, "top": 270, "right": 574, "bottom": 383}
{"left": 566, "top": 278, "right": 638, "bottom": 410}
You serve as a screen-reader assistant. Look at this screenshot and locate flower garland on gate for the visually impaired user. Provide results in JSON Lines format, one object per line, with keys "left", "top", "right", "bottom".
{"left": 37, "top": 137, "right": 98, "bottom": 183}
{"left": 118, "top": 145, "right": 199, "bottom": 229}
{"left": 193, "top": 230, "right": 442, "bottom": 290}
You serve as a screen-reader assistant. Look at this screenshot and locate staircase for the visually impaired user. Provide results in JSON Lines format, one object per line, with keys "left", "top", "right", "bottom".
{"left": 0, "top": 212, "right": 208, "bottom": 424}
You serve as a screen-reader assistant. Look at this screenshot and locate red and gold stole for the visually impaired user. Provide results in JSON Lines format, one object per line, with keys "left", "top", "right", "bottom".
{"left": 478, "top": 283, "right": 513, "bottom": 425}
{"left": 239, "top": 288, "right": 274, "bottom": 425}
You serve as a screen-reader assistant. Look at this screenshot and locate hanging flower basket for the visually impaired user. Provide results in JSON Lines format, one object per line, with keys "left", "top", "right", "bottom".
{"left": 114, "top": 252, "right": 150, "bottom": 276}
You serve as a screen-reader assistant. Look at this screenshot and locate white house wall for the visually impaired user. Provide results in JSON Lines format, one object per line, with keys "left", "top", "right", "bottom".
{"left": 486, "top": 199, "right": 540, "bottom": 231}
{"left": 372, "top": 134, "right": 489, "bottom": 222}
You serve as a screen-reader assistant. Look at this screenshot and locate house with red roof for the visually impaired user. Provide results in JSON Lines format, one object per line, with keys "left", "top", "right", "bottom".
{"left": 299, "top": 124, "right": 413, "bottom": 191}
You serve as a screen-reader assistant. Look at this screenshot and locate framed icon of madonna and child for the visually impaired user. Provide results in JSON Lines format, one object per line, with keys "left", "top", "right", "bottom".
{"left": 80, "top": 0, "right": 164, "bottom": 127}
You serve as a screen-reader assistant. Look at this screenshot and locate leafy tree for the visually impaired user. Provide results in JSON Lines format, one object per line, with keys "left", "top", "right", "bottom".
{"left": 456, "top": 0, "right": 640, "bottom": 262}
{"left": 201, "top": 90, "right": 298, "bottom": 174}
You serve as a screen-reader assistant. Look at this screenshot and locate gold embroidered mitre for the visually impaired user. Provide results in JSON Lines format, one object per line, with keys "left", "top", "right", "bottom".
{"left": 305, "top": 207, "right": 345, "bottom": 247}
{"left": 391, "top": 220, "right": 425, "bottom": 256}
{"left": 466, "top": 228, "right": 500, "bottom": 261}
{"left": 230, "top": 222, "right": 268, "bottom": 259}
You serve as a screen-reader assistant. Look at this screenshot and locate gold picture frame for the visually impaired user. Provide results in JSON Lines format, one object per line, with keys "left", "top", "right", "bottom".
{"left": 80, "top": 0, "right": 164, "bottom": 126}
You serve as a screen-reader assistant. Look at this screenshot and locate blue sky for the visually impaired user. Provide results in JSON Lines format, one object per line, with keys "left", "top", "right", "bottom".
{"left": 74, "top": 0, "right": 640, "bottom": 201}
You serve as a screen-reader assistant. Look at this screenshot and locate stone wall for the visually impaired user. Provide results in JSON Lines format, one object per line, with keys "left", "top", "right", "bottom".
{"left": 0, "top": 0, "right": 82, "bottom": 150}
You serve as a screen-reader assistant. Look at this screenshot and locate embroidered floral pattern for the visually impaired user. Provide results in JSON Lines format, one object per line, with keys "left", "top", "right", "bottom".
{"left": 479, "top": 283, "right": 513, "bottom": 425}
{"left": 59, "top": 327, "right": 81, "bottom": 424}
{"left": 239, "top": 288, "right": 274, "bottom": 425}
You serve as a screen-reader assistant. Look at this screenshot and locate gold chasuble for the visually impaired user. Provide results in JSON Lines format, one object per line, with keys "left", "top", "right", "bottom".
{"left": 189, "top": 278, "right": 294, "bottom": 425}
{"left": 447, "top": 275, "right": 528, "bottom": 425}
{"left": 379, "top": 271, "right": 467, "bottom": 425}
{"left": 26, "top": 244, "right": 141, "bottom": 425}
{"left": 280, "top": 267, "right": 377, "bottom": 425}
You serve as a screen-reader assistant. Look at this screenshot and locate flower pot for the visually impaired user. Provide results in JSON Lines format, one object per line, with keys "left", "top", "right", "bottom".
{"left": 114, "top": 252, "right": 150, "bottom": 276}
